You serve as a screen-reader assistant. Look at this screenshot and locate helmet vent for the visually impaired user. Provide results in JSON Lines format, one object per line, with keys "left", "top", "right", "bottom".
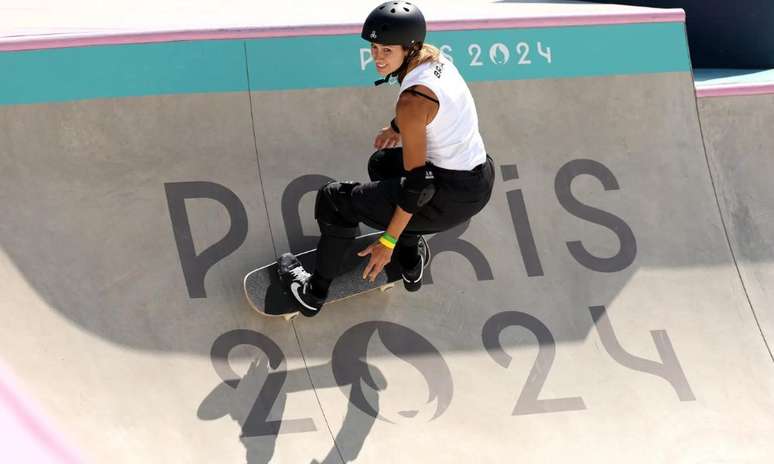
{"left": 403, "top": 7, "right": 409, "bottom": 12}
{"left": 379, "top": 5, "right": 385, "bottom": 9}
{"left": 391, "top": 8, "right": 396, "bottom": 13}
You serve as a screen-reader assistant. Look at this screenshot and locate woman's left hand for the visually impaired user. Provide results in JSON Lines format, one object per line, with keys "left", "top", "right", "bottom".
{"left": 358, "top": 240, "right": 394, "bottom": 283}
{"left": 373, "top": 126, "right": 401, "bottom": 150}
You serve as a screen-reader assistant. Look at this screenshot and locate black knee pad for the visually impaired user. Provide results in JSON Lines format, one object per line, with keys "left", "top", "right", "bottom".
{"left": 315, "top": 181, "right": 361, "bottom": 238}
{"left": 369, "top": 148, "right": 405, "bottom": 181}
{"left": 368, "top": 150, "right": 387, "bottom": 181}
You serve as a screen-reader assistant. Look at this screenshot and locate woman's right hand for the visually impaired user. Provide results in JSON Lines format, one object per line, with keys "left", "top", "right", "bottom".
{"left": 373, "top": 126, "right": 401, "bottom": 150}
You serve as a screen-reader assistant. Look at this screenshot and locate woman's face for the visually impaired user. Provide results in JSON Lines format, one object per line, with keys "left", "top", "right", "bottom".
{"left": 370, "top": 43, "right": 407, "bottom": 76}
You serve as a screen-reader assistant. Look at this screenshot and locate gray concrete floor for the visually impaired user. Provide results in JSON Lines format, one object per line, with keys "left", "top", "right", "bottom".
{"left": 1, "top": 3, "right": 773, "bottom": 463}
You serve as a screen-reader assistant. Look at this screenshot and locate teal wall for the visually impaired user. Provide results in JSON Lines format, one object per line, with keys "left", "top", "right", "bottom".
{"left": 0, "top": 22, "right": 690, "bottom": 105}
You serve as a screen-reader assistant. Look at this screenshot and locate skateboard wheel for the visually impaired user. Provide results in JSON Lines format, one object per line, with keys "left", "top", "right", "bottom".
{"left": 380, "top": 283, "right": 396, "bottom": 292}
{"left": 284, "top": 312, "right": 299, "bottom": 321}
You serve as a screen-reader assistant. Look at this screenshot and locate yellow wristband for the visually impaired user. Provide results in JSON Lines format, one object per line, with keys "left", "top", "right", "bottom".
{"left": 379, "top": 236, "right": 396, "bottom": 249}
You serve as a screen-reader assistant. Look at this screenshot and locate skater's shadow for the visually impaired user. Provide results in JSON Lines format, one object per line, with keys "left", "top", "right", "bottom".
{"left": 198, "top": 323, "right": 453, "bottom": 463}
{"left": 197, "top": 357, "right": 380, "bottom": 464}
{"left": 196, "top": 328, "right": 381, "bottom": 464}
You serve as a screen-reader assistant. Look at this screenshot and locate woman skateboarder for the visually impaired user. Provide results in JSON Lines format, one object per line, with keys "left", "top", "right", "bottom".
{"left": 279, "top": 1, "right": 495, "bottom": 316}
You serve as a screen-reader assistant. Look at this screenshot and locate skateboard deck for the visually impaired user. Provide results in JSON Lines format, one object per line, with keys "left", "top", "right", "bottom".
{"left": 244, "top": 232, "right": 429, "bottom": 320}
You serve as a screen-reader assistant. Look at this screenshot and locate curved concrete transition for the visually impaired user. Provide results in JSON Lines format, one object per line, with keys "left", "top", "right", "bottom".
{"left": 1, "top": 3, "right": 774, "bottom": 463}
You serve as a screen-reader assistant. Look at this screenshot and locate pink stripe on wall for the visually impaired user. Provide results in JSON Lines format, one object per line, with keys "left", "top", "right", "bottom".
{"left": 0, "top": 365, "right": 84, "bottom": 464}
{"left": 0, "top": 10, "right": 685, "bottom": 52}
{"left": 696, "top": 83, "right": 774, "bottom": 98}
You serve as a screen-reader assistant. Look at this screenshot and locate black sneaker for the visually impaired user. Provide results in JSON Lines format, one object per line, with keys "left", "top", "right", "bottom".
{"left": 401, "top": 236, "right": 431, "bottom": 292}
{"left": 277, "top": 253, "right": 325, "bottom": 317}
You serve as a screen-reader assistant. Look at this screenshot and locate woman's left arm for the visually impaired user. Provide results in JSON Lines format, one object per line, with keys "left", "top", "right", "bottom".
{"left": 360, "top": 86, "right": 437, "bottom": 282}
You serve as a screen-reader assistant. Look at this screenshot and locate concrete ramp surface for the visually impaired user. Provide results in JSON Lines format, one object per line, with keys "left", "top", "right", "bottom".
{"left": 698, "top": 92, "right": 774, "bottom": 359}
{"left": 1, "top": 3, "right": 773, "bottom": 463}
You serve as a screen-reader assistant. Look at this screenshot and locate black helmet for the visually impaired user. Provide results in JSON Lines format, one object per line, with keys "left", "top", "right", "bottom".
{"left": 361, "top": 2, "right": 426, "bottom": 47}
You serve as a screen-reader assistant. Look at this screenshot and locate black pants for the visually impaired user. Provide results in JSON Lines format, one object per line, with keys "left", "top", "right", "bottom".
{"left": 314, "top": 148, "right": 495, "bottom": 281}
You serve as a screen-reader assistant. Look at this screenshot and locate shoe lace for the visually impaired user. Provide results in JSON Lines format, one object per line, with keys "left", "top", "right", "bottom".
{"left": 289, "top": 266, "right": 311, "bottom": 282}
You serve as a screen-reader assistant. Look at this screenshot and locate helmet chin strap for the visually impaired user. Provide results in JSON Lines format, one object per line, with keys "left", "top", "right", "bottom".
{"left": 373, "top": 75, "right": 391, "bottom": 86}
{"left": 374, "top": 43, "right": 421, "bottom": 86}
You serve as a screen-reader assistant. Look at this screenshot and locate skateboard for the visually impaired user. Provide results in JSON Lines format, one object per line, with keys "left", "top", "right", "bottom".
{"left": 244, "top": 232, "right": 430, "bottom": 320}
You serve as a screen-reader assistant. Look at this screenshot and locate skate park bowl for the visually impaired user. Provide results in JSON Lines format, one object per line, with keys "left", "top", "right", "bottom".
{"left": 1, "top": 1, "right": 773, "bottom": 462}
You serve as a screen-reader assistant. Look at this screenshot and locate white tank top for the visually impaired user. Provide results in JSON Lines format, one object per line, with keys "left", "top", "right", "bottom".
{"left": 399, "top": 55, "right": 486, "bottom": 171}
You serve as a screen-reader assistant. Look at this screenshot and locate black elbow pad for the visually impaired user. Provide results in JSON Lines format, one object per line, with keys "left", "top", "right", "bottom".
{"left": 398, "top": 166, "right": 436, "bottom": 213}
